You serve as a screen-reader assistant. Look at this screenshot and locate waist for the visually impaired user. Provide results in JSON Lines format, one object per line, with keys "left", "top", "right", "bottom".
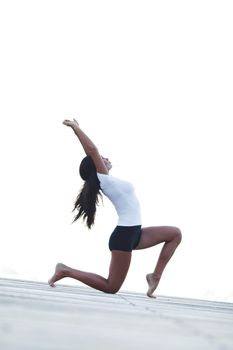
{"left": 117, "top": 212, "right": 141, "bottom": 226}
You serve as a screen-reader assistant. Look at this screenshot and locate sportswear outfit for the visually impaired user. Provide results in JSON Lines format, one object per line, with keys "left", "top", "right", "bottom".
{"left": 97, "top": 173, "right": 142, "bottom": 252}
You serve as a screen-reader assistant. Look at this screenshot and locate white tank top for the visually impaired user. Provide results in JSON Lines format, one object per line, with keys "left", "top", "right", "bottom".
{"left": 97, "top": 173, "right": 141, "bottom": 226}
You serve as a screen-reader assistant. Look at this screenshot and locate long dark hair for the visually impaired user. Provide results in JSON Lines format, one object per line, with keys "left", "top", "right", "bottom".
{"left": 73, "top": 156, "right": 102, "bottom": 229}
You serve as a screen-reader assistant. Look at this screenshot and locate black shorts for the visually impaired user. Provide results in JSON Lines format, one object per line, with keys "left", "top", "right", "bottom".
{"left": 109, "top": 225, "right": 142, "bottom": 252}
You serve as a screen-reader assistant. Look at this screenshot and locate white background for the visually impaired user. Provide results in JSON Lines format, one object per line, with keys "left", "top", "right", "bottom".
{"left": 0, "top": 0, "right": 232, "bottom": 302}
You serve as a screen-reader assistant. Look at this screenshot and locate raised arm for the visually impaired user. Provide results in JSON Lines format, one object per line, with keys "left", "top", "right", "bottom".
{"left": 63, "top": 119, "right": 108, "bottom": 174}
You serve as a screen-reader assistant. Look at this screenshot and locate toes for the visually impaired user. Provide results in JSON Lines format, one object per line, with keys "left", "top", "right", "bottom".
{"left": 147, "top": 293, "right": 156, "bottom": 298}
{"left": 48, "top": 279, "right": 56, "bottom": 287}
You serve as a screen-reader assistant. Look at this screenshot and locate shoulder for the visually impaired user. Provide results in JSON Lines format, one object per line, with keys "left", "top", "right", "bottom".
{"left": 97, "top": 172, "right": 112, "bottom": 192}
{"left": 97, "top": 172, "right": 110, "bottom": 181}
{"left": 97, "top": 172, "right": 114, "bottom": 188}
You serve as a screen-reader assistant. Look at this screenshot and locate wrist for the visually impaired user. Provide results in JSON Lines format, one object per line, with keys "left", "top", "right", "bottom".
{"left": 72, "top": 125, "right": 80, "bottom": 133}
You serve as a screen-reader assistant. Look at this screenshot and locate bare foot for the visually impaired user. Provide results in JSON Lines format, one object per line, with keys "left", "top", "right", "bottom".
{"left": 48, "top": 263, "right": 68, "bottom": 287}
{"left": 146, "top": 273, "right": 160, "bottom": 298}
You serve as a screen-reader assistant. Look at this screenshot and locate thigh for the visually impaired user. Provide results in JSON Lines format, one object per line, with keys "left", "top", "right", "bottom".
{"left": 107, "top": 251, "right": 132, "bottom": 292}
{"left": 135, "top": 226, "right": 179, "bottom": 250}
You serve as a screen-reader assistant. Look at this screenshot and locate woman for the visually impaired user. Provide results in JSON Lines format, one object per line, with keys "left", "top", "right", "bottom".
{"left": 48, "top": 119, "right": 182, "bottom": 297}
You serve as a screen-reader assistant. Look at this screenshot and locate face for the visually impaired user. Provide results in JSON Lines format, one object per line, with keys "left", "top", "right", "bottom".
{"left": 102, "top": 156, "right": 112, "bottom": 171}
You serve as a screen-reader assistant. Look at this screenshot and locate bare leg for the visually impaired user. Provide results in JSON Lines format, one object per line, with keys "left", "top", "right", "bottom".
{"left": 135, "top": 226, "right": 182, "bottom": 298}
{"left": 48, "top": 251, "right": 131, "bottom": 294}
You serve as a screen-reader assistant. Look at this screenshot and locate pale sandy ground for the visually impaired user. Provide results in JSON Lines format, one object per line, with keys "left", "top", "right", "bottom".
{"left": 0, "top": 278, "right": 233, "bottom": 350}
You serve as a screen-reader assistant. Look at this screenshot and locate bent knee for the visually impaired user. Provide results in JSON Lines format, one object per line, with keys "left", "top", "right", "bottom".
{"left": 173, "top": 227, "right": 182, "bottom": 244}
{"left": 105, "top": 285, "right": 121, "bottom": 294}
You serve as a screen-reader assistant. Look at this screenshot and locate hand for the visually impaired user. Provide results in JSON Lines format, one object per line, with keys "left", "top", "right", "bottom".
{"left": 63, "top": 118, "right": 79, "bottom": 128}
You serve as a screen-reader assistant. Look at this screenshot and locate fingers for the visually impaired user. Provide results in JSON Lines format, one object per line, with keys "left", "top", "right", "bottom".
{"left": 63, "top": 119, "right": 79, "bottom": 126}
{"left": 63, "top": 119, "right": 73, "bottom": 125}
{"left": 62, "top": 120, "right": 70, "bottom": 127}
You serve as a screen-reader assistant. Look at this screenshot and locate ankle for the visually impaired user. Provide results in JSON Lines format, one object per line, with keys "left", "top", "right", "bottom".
{"left": 62, "top": 265, "right": 72, "bottom": 277}
{"left": 150, "top": 273, "right": 161, "bottom": 281}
